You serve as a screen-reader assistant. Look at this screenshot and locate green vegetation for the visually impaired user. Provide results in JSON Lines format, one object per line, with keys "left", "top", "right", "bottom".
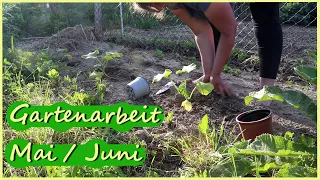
{"left": 172, "top": 114, "right": 317, "bottom": 177}
{"left": 2, "top": 2, "right": 317, "bottom": 178}
{"left": 245, "top": 52, "right": 317, "bottom": 123}
{"left": 154, "top": 49, "right": 164, "bottom": 57}
{"left": 152, "top": 63, "right": 214, "bottom": 111}
{"left": 231, "top": 48, "right": 250, "bottom": 62}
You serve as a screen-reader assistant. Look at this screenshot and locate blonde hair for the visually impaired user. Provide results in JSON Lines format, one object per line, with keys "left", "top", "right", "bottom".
{"left": 132, "top": 3, "right": 165, "bottom": 19}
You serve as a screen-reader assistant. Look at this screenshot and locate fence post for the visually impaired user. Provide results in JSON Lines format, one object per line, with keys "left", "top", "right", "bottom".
{"left": 120, "top": 3, "right": 124, "bottom": 36}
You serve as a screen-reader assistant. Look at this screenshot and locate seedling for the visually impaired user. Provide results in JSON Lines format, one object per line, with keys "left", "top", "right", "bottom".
{"left": 223, "top": 65, "right": 232, "bottom": 73}
{"left": 153, "top": 63, "right": 214, "bottom": 112}
{"left": 231, "top": 49, "right": 250, "bottom": 62}
{"left": 165, "top": 111, "right": 174, "bottom": 126}
{"left": 64, "top": 54, "right": 72, "bottom": 60}
{"left": 81, "top": 50, "right": 123, "bottom": 76}
{"left": 47, "top": 69, "right": 59, "bottom": 86}
{"left": 232, "top": 68, "right": 241, "bottom": 76}
{"left": 154, "top": 49, "right": 164, "bottom": 57}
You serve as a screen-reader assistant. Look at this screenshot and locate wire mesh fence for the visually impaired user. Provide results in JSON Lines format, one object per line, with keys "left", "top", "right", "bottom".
{"left": 102, "top": 2, "right": 317, "bottom": 60}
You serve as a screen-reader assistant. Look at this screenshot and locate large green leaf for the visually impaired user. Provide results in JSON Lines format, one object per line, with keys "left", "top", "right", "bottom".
{"left": 196, "top": 81, "right": 214, "bottom": 96}
{"left": 152, "top": 69, "right": 172, "bottom": 83}
{"left": 275, "top": 166, "right": 317, "bottom": 177}
{"left": 236, "top": 134, "right": 317, "bottom": 157}
{"left": 255, "top": 162, "right": 290, "bottom": 173}
{"left": 294, "top": 65, "right": 317, "bottom": 85}
{"left": 308, "top": 51, "right": 317, "bottom": 65}
{"left": 176, "top": 63, "right": 196, "bottom": 74}
{"left": 244, "top": 86, "right": 317, "bottom": 123}
{"left": 103, "top": 55, "right": 113, "bottom": 61}
{"left": 208, "top": 158, "right": 254, "bottom": 177}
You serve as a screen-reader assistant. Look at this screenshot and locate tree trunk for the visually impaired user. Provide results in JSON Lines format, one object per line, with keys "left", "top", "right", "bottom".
{"left": 94, "top": 3, "right": 103, "bottom": 41}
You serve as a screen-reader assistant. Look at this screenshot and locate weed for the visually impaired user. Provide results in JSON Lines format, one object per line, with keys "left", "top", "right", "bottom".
{"left": 171, "top": 114, "right": 239, "bottom": 177}
{"left": 232, "top": 68, "right": 241, "bottom": 76}
{"left": 165, "top": 111, "right": 174, "bottom": 126}
{"left": 223, "top": 65, "right": 232, "bottom": 73}
{"left": 182, "top": 41, "right": 197, "bottom": 48}
{"left": 47, "top": 69, "right": 60, "bottom": 87}
{"left": 231, "top": 49, "right": 250, "bottom": 62}
{"left": 172, "top": 114, "right": 316, "bottom": 177}
{"left": 64, "top": 54, "right": 73, "bottom": 60}
{"left": 154, "top": 49, "right": 164, "bottom": 57}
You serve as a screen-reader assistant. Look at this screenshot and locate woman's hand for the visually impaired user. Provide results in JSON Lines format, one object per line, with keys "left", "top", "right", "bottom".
{"left": 210, "top": 75, "right": 232, "bottom": 97}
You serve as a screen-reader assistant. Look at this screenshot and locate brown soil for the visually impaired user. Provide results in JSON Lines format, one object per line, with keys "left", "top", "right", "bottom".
{"left": 16, "top": 25, "right": 317, "bottom": 177}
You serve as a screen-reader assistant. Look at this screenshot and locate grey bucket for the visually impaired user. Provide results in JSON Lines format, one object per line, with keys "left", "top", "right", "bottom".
{"left": 127, "top": 77, "right": 150, "bottom": 100}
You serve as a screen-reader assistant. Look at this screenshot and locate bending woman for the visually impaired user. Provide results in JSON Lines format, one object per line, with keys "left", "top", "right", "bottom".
{"left": 134, "top": 3, "right": 237, "bottom": 97}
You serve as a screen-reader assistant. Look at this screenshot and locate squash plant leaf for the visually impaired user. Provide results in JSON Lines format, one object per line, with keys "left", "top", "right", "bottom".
{"left": 181, "top": 100, "right": 192, "bottom": 112}
{"left": 178, "top": 81, "right": 189, "bottom": 99}
{"left": 294, "top": 65, "right": 317, "bottom": 85}
{"left": 152, "top": 69, "right": 172, "bottom": 83}
{"left": 236, "top": 134, "right": 317, "bottom": 157}
{"left": 196, "top": 81, "right": 214, "bottom": 96}
{"left": 103, "top": 55, "right": 113, "bottom": 61}
{"left": 275, "top": 166, "right": 317, "bottom": 177}
{"left": 244, "top": 86, "right": 317, "bottom": 123}
{"left": 89, "top": 71, "right": 104, "bottom": 80}
{"left": 111, "top": 52, "right": 123, "bottom": 58}
{"left": 81, "top": 50, "right": 99, "bottom": 59}
{"left": 208, "top": 158, "right": 254, "bottom": 177}
{"left": 176, "top": 63, "right": 196, "bottom": 74}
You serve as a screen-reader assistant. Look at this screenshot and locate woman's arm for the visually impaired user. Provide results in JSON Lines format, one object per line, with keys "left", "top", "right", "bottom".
{"left": 204, "top": 3, "right": 237, "bottom": 77}
{"left": 170, "top": 8, "right": 215, "bottom": 81}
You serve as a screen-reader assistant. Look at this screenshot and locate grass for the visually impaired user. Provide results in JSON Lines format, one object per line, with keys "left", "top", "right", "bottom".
{"left": 2, "top": 47, "right": 179, "bottom": 178}
{"left": 170, "top": 115, "right": 240, "bottom": 177}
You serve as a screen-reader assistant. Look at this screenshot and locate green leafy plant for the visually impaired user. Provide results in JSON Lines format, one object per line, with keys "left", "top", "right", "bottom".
{"left": 225, "top": 132, "right": 317, "bottom": 177}
{"left": 245, "top": 52, "right": 317, "bottom": 123}
{"left": 64, "top": 54, "right": 73, "bottom": 60}
{"left": 223, "top": 65, "right": 232, "bottom": 73}
{"left": 182, "top": 41, "right": 197, "bottom": 48}
{"left": 62, "top": 75, "right": 78, "bottom": 91}
{"left": 231, "top": 49, "right": 250, "bottom": 62}
{"left": 96, "top": 83, "right": 107, "bottom": 104}
{"left": 154, "top": 49, "right": 164, "bottom": 57}
{"left": 65, "top": 91, "right": 91, "bottom": 106}
{"left": 173, "top": 114, "right": 316, "bottom": 177}
{"left": 165, "top": 111, "right": 174, "bottom": 126}
{"left": 294, "top": 65, "right": 316, "bottom": 85}
{"left": 81, "top": 50, "right": 123, "bottom": 76}
{"left": 245, "top": 86, "right": 316, "bottom": 123}
{"left": 232, "top": 68, "right": 241, "bottom": 76}
{"left": 152, "top": 63, "right": 214, "bottom": 111}
{"left": 170, "top": 114, "right": 239, "bottom": 177}
{"left": 47, "top": 69, "right": 60, "bottom": 86}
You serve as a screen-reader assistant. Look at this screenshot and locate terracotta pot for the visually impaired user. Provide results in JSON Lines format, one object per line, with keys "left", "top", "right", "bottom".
{"left": 236, "top": 109, "right": 273, "bottom": 140}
